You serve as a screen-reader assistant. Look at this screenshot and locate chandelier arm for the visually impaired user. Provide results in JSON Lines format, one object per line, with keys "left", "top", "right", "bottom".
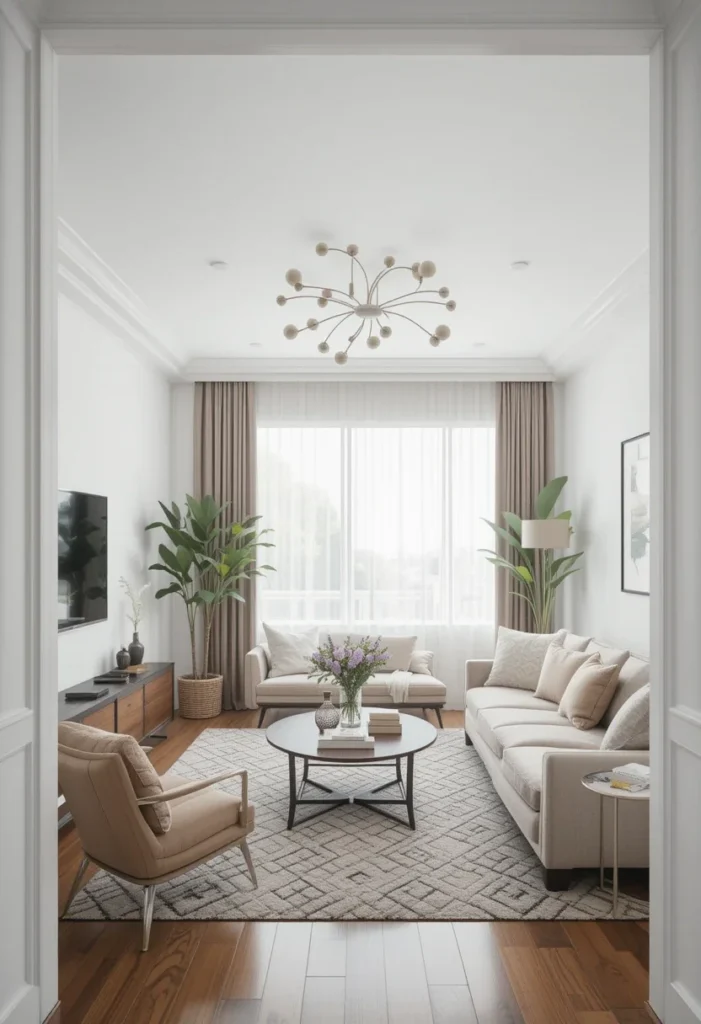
{"left": 321, "top": 311, "right": 354, "bottom": 346}
{"left": 297, "top": 311, "right": 356, "bottom": 333}
{"left": 382, "top": 289, "right": 443, "bottom": 305}
{"left": 325, "top": 247, "right": 371, "bottom": 298}
{"left": 299, "top": 284, "right": 359, "bottom": 304}
{"left": 368, "top": 265, "right": 419, "bottom": 302}
{"left": 383, "top": 300, "right": 450, "bottom": 309}
{"left": 282, "top": 293, "right": 354, "bottom": 308}
{"left": 384, "top": 309, "right": 434, "bottom": 337}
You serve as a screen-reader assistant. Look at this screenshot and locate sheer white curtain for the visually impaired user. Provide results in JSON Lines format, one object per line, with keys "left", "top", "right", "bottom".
{"left": 256, "top": 382, "right": 496, "bottom": 707}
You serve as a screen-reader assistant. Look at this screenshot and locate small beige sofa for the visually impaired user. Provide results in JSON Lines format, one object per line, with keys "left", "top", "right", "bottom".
{"left": 245, "top": 634, "right": 447, "bottom": 727}
{"left": 464, "top": 639, "right": 650, "bottom": 890}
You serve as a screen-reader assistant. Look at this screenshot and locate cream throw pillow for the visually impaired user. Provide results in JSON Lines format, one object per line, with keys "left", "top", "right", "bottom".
{"left": 600, "top": 683, "right": 650, "bottom": 750}
{"left": 534, "top": 642, "right": 596, "bottom": 704}
{"left": 558, "top": 655, "right": 621, "bottom": 730}
{"left": 58, "top": 721, "right": 171, "bottom": 834}
{"left": 562, "top": 632, "right": 592, "bottom": 652}
{"left": 409, "top": 649, "right": 433, "bottom": 675}
{"left": 485, "top": 626, "right": 567, "bottom": 691}
{"left": 262, "top": 623, "right": 319, "bottom": 678}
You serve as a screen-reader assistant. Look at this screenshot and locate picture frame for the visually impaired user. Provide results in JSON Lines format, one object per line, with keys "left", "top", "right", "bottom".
{"left": 621, "top": 432, "right": 650, "bottom": 595}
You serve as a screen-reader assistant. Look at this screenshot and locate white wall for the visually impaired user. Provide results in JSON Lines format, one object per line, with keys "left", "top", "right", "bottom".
{"left": 560, "top": 285, "right": 649, "bottom": 656}
{"left": 170, "top": 382, "right": 197, "bottom": 682}
{"left": 57, "top": 294, "right": 172, "bottom": 689}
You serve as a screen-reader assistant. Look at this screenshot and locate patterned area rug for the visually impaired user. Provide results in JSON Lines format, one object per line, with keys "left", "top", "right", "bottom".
{"left": 66, "top": 728, "right": 648, "bottom": 922}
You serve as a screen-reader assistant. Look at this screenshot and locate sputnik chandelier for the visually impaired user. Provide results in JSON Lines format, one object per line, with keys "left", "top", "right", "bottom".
{"left": 276, "top": 243, "right": 455, "bottom": 364}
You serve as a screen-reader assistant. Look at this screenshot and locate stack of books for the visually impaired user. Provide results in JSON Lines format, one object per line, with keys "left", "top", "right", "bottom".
{"left": 368, "top": 710, "right": 402, "bottom": 737}
{"left": 610, "top": 763, "right": 650, "bottom": 792}
{"left": 318, "top": 722, "right": 375, "bottom": 751}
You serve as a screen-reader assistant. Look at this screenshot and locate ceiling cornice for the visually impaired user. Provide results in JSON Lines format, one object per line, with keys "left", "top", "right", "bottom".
{"left": 542, "top": 249, "right": 649, "bottom": 377}
{"left": 182, "top": 356, "right": 556, "bottom": 383}
{"left": 57, "top": 219, "right": 184, "bottom": 378}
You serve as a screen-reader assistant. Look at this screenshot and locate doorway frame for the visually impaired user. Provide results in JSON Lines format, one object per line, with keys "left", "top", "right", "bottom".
{"left": 17, "top": 2, "right": 697, "bottom": 1019}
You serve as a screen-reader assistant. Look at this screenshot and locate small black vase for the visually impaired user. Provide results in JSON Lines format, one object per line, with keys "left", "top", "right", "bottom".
{"left": 116, "top": 647, "right": 130, "bottom": 670}
{"left": 128, "top": 632, "right": 145, "bottom": 666}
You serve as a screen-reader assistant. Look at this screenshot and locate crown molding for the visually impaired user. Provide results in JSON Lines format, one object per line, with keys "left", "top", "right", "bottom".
{"left": 542, "top": 248, "right": 649, "bottom": 377}
{"left": 57, "top": 218, "right": 184, "bottom": 378}
{"left": 182, "top": 356, "right": 555, "bottom": 382}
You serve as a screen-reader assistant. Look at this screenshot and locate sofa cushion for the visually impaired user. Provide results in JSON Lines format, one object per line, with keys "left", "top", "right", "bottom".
{"left": 563, "top": 632, "right": 592, "bottom": 652}
{"left": 502, "top": 747, "right": 548, "bottom": 811}
{"left": 58, "top": 721, "right": 171, "bottom": 835}
{"left": 409, "top": 649, "right": 433, "bottom": 675}
{"left": 534, "top": 641, "right": 596, "bottom": 704}
{"left": 601, "top": 683, "right": 650, "bottom": 750}
{"left": 601, "top": 655, "right": 650, "bottom": 727}
{"left": 256, "top": 673, "right": 446, "bottom": 701}
{"left": 485, "top": 626, "right": 567, "bottom": 691}
{"left": 466, "top": 687, "right": 557, "bottom": 719}
{"left": 559, "top": 657, "right": 621, "bottom": 729}
{"left": 585, "top": 640, "right": 630, "bottom": 671}
{"left": 476, "top": 713, "right": 606, "bottom": 759}
{"left": 263, "top": 623, "right": 319, "bottom": 678}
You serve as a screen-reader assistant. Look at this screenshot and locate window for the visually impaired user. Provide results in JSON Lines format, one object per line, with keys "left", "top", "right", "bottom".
{"left": 256, "top": 383, "right": 495, "bottom": 630}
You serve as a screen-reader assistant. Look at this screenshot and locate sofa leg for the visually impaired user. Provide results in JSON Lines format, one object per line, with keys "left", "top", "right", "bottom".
{"left": 543, "top": 868, "right": 572, "bottom": 892}
{"left": 257, "top": 707, "right": 267, "bottom": 728}
{"left": 435, "top": 708, "right": 444, "bottom": 729}
{"left": 464, "top": 731, "right": 473, "bottom": 746}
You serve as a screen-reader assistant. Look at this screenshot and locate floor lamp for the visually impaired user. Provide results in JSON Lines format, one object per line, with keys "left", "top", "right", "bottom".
{"left": 520, "top": 518, "right": 571, "bottom": 632}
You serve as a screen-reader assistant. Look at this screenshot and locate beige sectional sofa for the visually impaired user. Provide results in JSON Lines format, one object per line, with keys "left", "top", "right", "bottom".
{"left": 464, "top": 639, "right": 650, "bottom": 890}
{"left": 245, "top": 635, "right": 447, "bottom": 727}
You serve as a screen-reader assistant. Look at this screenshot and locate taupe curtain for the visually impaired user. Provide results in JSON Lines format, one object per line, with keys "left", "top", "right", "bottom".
{"left": 496, "top": 382, "right": 555, "bottom": 631}
{"left": 194, "top": 382, "right": 256, "bottom": 710}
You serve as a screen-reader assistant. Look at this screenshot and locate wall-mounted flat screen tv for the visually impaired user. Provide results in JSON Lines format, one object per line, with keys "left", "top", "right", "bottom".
{"left": 58, "top": 490, "right": 108, "bottom": 631}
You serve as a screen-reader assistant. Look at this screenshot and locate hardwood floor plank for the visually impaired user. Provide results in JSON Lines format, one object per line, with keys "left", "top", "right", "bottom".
{"left": 306, "top": 922, "right": 346, "bottom": 977}
{"left": 428, "top": 985, "right": 479, "bottom": 1024}
{"left": 453, "top": 923, "right": 525, "bottom": 1024}
{"left": 563, "top": 924, "right": 648, "bottom": 1011}
{"left": 383, "top": 922, "right": 433, "bottom": 1024}
{"left": 576, "top": 1013, "right": 620, "bottom": 1023}
{"left": 417, "top": 923, "right": 466, "bottom": 985}
{"left": 540, "top": 948, "right": 607, "bottom": 1012}
{"left": 597, "top": 923, "right": 650, "bottom": 971}
{"left": 168, "top": 940, "right": 237, "bottom": 1023}
{"left": 123, "top": 923, "right": 202, "bottom": 1024}
{"left": 345, "top": 922, "right": 388, "bottom": 1024}
{"left": 301, "top": 977, "right": 345, "bottom": 1024}
{"left": 221, "top": 923, "right": 278, "bottom": 1001}
{"left": 614, "top": 1010, "right": 653, "bottom": 1023}
{"left": 526, "top": 922, "right": 573, "bottom": 948}
{"left": 492, "top": 923, "right": 537, "bottom": 949}
{"left": 214, "top": 1000, "right": 261, "bottom": 1024}
{"left": 500, "top": 946, "right": 576, "bottom": 1024}
{"left": 257, "top": 922, "right": 312, "bottom": 1024}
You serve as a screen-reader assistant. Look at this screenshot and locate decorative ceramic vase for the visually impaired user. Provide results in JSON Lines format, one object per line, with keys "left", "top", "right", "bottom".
{"left": 116, "top": 647, "right": 130, "bottom": 670}
{"left": 128, "top": 632, "right": 145, "bottom": 666}
{"left": 315, "top": 691, "right": 340, "bottom": 733}
{"left": 339, "top": 684, "right": 363, "bottom": 729}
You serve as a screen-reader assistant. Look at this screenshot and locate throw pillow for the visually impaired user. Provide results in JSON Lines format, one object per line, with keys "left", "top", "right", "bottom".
{"left": 562, "top": 632, "right": 592, "bottom": 652}
{"left": 262, "top": 623, "right": 319, "bottom": 678}
{"left": 534, "top": 641, "right": 596, "bottom": 704}
{"left": 601, "top": 655, "right": 650, "bottom": 727}
{"left": 600, "top": 683, "right": 650, "bottom": 750}
{"left": 584, "top": 640, "right": 630, "bottom": 670}
{"left": 409, "top": 649, "right": 433, "bottom": 675}
{"left": 558, "top": 656, "right": 621, "bottom": 730}
{"left": 375, "top": 635, "right": 418, "bottom": 672}
{"left": 485, "top": 626, "right": 568, "bottom": 691}
{"left": 58, "top": 721, "right": 171, "bottom": 834}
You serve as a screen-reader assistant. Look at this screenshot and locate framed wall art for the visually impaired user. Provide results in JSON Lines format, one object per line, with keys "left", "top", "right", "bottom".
{"left": 621, "top": 432, "right": 650, "bottom": 595}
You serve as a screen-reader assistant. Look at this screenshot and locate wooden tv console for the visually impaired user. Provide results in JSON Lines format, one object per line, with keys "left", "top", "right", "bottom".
{"left": 58, "top": 662, "right": 175, "bottom": 741}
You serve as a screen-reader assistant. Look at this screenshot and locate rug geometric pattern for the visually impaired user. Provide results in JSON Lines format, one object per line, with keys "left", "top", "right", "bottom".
{"left": 66, "top": 729, "right": 648, "bottom": 922}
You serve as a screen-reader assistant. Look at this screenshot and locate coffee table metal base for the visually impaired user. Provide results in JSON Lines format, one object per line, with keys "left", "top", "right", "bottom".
{"left": 286, "top": 753, "right": 416, "bottom": 830}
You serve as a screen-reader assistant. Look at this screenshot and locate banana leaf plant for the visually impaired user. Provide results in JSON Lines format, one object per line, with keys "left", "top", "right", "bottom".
{"left": 480, "top": 476, "right": 583, "bottom": 633}
{"left": 147, "top": 495, "right": 274, "bottom": 679}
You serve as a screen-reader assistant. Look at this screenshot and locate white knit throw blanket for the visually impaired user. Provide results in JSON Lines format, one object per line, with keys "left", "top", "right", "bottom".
{"left": 387, "top": 670, "right": 413, "bottom": 703}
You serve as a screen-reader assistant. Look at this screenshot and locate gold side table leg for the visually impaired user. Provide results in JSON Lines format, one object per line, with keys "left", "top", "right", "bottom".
{"left": 599, "top": 795, "right": 605, "bottom": 890}
{"left": 612, "top": 796, "right": 619, "bottom": 918}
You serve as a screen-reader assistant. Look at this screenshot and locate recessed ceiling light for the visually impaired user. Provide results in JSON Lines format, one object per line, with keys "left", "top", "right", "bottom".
{"left": 510, "top": 260, "right": 531, "bottom": 271}
{"left": 208, "top": 259, "right": 228, "bottom": 271}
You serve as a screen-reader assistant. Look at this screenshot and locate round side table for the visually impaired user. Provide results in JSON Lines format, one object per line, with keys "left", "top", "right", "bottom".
{"left": 581, "top": 771, "right": 650, "bottom": 917}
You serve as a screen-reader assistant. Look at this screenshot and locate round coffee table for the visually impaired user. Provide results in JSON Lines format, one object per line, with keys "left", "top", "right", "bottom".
{"left": 266, "top": 712, "right": 437, "bottom": 830}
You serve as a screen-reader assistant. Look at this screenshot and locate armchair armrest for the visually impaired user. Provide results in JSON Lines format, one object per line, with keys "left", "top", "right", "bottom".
{"left": 245, "top": 646, "right": 269, "bottom": 709}
{"left": 540, "top": 749, "right": 649, "bottom": 869}
{"left": 465, "top": 659, "right": 493, "bottom": 692}
{"left": 138, "top": 768, "right": 251, "bottom": 826}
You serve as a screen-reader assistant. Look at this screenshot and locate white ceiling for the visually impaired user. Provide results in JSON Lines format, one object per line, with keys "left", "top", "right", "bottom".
{"left": 57, "top": 55, "right": 649, "bottom": 366}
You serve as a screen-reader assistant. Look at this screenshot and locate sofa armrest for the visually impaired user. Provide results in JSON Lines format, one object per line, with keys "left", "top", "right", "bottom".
{"left": 540, "top": 749, "right": 650, "bottom": 869}
{"left": 465, "top": 660, "right": 493, "bottom": 692}
{"left": 244, "top": 646, "right": 269, "bottom": 709}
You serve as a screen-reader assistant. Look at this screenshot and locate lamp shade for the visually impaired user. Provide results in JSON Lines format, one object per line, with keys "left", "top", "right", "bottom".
{"left": 521, "top": 518, "right": 571, "bottom": 550}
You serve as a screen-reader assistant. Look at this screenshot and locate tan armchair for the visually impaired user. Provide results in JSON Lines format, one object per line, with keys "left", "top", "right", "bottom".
{"left": 58, "top": 722, "right": 256, "bottom": 951}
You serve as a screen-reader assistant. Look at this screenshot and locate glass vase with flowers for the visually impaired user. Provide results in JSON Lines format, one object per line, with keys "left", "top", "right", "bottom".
{"left": 310, "top": 635, "right": 389, "bottom": 729}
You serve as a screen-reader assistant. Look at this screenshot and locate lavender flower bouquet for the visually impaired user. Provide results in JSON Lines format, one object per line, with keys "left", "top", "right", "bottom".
{"left": 309, "top": 635, "right": 389, "bottom": 729}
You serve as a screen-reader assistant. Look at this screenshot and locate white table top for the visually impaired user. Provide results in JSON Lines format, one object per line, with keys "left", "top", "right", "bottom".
{"left": 581, "top": 771, "right": 650, "bottom": 801}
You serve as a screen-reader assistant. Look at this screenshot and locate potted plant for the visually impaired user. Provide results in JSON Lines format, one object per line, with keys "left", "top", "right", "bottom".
{"left": 309, "top": 636, "right": 389, "bottom": 729}
{"left": 147, "top": 494, "right": 274, "bottom": 718}
{"left": 480, "top": 476, "right": 584, "bottom": 633}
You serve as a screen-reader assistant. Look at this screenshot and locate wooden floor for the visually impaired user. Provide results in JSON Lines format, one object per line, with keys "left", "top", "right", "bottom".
{"left": 58, "top": 710, "right": 650, "bottom": 1024}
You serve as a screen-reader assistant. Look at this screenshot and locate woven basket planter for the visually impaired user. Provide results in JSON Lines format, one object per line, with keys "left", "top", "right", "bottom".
{"left": 177, "top": 674, "right": 223, "bottom": 719}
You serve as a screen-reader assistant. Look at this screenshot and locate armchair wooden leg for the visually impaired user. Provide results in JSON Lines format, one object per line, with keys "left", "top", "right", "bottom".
{"left": 435, "top": 708, "right": 444, "bottom": 729}
{"left": 240, "top": 839, "right": 258, "bottom": 888}
{"left": 257, "top": 707, "right": 267, "bottom": 728}
{"left": 142, "top": 885, "right": 157, "bottom": 952}
{"left": 62, "top": 854, "right": 90, "bottom": 917}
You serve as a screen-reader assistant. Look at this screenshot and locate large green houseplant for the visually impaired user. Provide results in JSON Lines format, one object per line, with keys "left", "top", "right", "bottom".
{"left": 480, "top": 476, "right": 583, "bottom": 633}
{"left": 147, "top": 495, "right": 274, "bottom": 683}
